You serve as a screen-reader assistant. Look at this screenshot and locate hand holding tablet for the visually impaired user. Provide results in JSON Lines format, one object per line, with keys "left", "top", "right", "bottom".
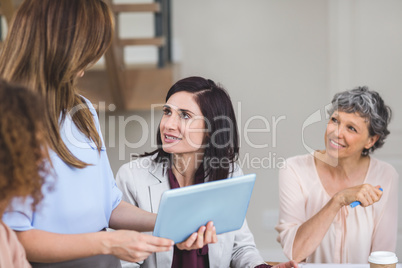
{"left": 176, "top": 221, "right": 218, "bottom": 250}
{"left": 153, "top": 174, "right": 256, "bottom": 243}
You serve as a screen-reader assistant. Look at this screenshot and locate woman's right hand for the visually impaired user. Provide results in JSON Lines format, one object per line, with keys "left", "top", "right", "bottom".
{"left": 335, "top": 184, "right": 383, "bottom": 207}
{"left": 176, "top": 221, "right": 218, "bottom": 250}
{"left": 104, "top": 230, "right": 173, "bottom": 262}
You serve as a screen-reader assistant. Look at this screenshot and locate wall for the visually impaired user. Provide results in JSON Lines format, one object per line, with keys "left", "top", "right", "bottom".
{"left": 104, "top": 0, "right": 402, "bottom": 262}
{"left": 171, "top": 0, "right": 330, "bottom": 261}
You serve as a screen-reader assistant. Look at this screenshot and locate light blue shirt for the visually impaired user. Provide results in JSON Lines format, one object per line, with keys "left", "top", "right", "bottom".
{"left": 2, "top": 98, "right": 122, "bottom": 234}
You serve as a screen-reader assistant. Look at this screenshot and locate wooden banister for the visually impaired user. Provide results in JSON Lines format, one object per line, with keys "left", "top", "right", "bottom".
{"left": 118, "top": 37, "right": 165, "bottom": 47}
{"left": 0, "top": 0, "right": 173, "bottom": 111}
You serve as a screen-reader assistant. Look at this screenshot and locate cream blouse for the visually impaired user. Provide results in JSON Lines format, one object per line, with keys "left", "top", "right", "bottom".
{"left": 276, "top": 154, "right": 398, "bottom": 263}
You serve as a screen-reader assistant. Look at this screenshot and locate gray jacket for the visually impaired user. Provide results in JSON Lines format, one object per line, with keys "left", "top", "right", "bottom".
{"left": 115, "top": 154, "right": 266, "bottom": 268}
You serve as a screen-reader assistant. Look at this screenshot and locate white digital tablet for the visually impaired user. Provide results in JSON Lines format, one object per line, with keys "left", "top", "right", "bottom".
{"left": 153, "top": 173, "right": 256, "bottom": 243}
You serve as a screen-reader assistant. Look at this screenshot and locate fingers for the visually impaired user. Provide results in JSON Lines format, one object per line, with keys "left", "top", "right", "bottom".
{"left": 196, "top": 225, "right": 206, "bottom": 248}
{"left": 364, "top": 191, "right": 374, "bottom": 205}
{"left": 356, "top": 184, "right": 383, "bottom": 207}
{"left": 211, "top": 226, "right": 218, "bottom": 243}
{"left": 110, "top": 231, "right": 173, "bottom": 263}
{"left": 143, "top": 243, "right": 172, "bottom": 253}
{"left": 131, "top": 233, "right": 173, "bottom": 254}
{"left": 144, "top": 236, "right": 174, "bottom": 253}
{"left": 370, "top": 186, "right": 383, "bottom": 202}
{"left": 176, "top": 232, "right": 198, "bottom": 250}
{"left": 146, "top": 235, "right": 174, "bottom": 247}
{"left": 175, "top": 222, "right": 218, "bottom": 250}
{"left": 196, "top": 221, "right": 218, "bottom": 246}
{"left": 374, "top": 185, "right": 383, "bottom": 196}
{"left": 289, "top": 260, "right": 299, "bottom": 268}
{"left": 204, "top": 222, "right": 213, "bottom": 242}
{"left": 204, "top": 221, "right": 217, "bottom": 244}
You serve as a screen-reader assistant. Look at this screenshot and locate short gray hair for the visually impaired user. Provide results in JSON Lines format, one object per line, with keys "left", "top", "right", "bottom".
{"left": 327, "top": 86, "right": 392, "bottom": 156}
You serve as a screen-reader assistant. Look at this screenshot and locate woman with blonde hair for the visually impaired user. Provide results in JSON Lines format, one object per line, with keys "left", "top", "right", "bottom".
{"left": 1, "top": 0, "right": 175, "bottom": 266}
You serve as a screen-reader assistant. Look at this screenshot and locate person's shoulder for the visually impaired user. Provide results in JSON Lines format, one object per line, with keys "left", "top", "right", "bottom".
{"left": 278, "top": 154, "right": 315, "bottom": 182}
{"left": 118, "top": 154, "right": 156, "bottom": 174}
{"left": 370, "top": 157, "right": 399, "bottom": 180}
{"left": 80, "top": 95, "right": 96, "bottom": 111}
{"left": 284, "top": 154, "right": 313, "bottom": 168}
{"left": 116, "top": 154, "right": 160, "bottom": 187}
{"left": 78, "top": 95, "right": 101, "bottom": 120}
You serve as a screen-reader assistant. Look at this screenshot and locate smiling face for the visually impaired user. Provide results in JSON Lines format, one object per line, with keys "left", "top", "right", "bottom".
{"left": 160, "top": 91, "right": 207, "bottom": 156}
{"left": 325, "top": 110, "right": 379, "bottom": 160}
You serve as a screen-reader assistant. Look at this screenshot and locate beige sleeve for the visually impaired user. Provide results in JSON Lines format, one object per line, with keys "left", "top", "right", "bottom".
{"left": 275, "top": 161, "right": 307, "bottom": 260}
{"left": 371, "top": 165, "right": 399, "bottom": 252}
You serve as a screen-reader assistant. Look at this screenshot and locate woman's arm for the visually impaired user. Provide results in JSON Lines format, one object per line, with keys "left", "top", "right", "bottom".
{"left": 292, "top": 184, "right": 383, "bottom": 262}
{"left": 276, "top": 159, "right": 383, "bottom": 262}
{"left": 291, "top": 195, "right": 342, "bottom": 261}
{"left": 16, "top": 228, "right": 173, "bottom": 263}
{"left": 109, "top": 200, "right": 157, "bottom": 232}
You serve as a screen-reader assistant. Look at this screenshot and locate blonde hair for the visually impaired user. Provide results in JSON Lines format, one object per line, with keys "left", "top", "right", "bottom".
{"left": 0, "top": 0, "right": 114, "bottom": 168}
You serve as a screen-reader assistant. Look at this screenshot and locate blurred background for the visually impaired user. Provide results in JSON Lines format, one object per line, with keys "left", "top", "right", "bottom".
{"left": 3, "top": 0, "right": 401, "bottom": 262}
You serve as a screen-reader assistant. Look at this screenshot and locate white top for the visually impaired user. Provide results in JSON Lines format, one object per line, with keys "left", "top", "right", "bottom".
{"left": 276, "top": 154, "right": 399, "bottom": 263}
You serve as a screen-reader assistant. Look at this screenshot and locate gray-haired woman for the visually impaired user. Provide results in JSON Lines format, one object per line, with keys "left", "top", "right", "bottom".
{"left": 276, "top": 87, "right": 398, "bottom": 263}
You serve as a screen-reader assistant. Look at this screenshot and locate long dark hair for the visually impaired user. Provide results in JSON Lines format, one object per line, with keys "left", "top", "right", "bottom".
{"left": 143, "top": 76, "right": 239, "bottom": 181}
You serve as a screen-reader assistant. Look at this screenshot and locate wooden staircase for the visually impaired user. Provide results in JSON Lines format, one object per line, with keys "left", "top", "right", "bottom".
{"left": 0, "top": 0, "right": 174, "bottom": 111}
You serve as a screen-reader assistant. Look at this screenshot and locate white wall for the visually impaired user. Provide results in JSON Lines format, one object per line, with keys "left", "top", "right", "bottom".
{"left": 332, "top": 0, "right": 402, "bottom": 260}
{"left": 171, "top": 0, "right": 330, "bottom": 261}
{"left": 103, "top": 0, "right": 402, "bottom": 262}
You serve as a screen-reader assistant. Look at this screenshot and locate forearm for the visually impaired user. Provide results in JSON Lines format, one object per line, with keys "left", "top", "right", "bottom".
{"left": 109, "top": 200, "right": 156, "bottom": 232}
{"left": 16, "top": 229, "right": 109, "bottom": 262}
{"left": 292, "top": 196, "right": 343, "bottom": 262}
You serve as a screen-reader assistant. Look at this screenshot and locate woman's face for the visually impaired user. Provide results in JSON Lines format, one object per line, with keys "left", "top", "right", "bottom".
{"left": 160, "top": 91, "right": 207, "bottom": 156}
{"left": 324, "top": 110, "right": 378, "bottom": 160}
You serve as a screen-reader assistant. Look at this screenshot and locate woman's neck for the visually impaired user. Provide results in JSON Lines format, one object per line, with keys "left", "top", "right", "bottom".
{"left": 315, "top": 150, "right": 370, "bottom": 181}
{"left": 172, "top": 152, "right": 204, "bottom": 187}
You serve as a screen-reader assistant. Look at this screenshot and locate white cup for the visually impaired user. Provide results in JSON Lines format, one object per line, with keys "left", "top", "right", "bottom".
{"left": 368, "top": 251, "right": 398, "bottom": 268}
